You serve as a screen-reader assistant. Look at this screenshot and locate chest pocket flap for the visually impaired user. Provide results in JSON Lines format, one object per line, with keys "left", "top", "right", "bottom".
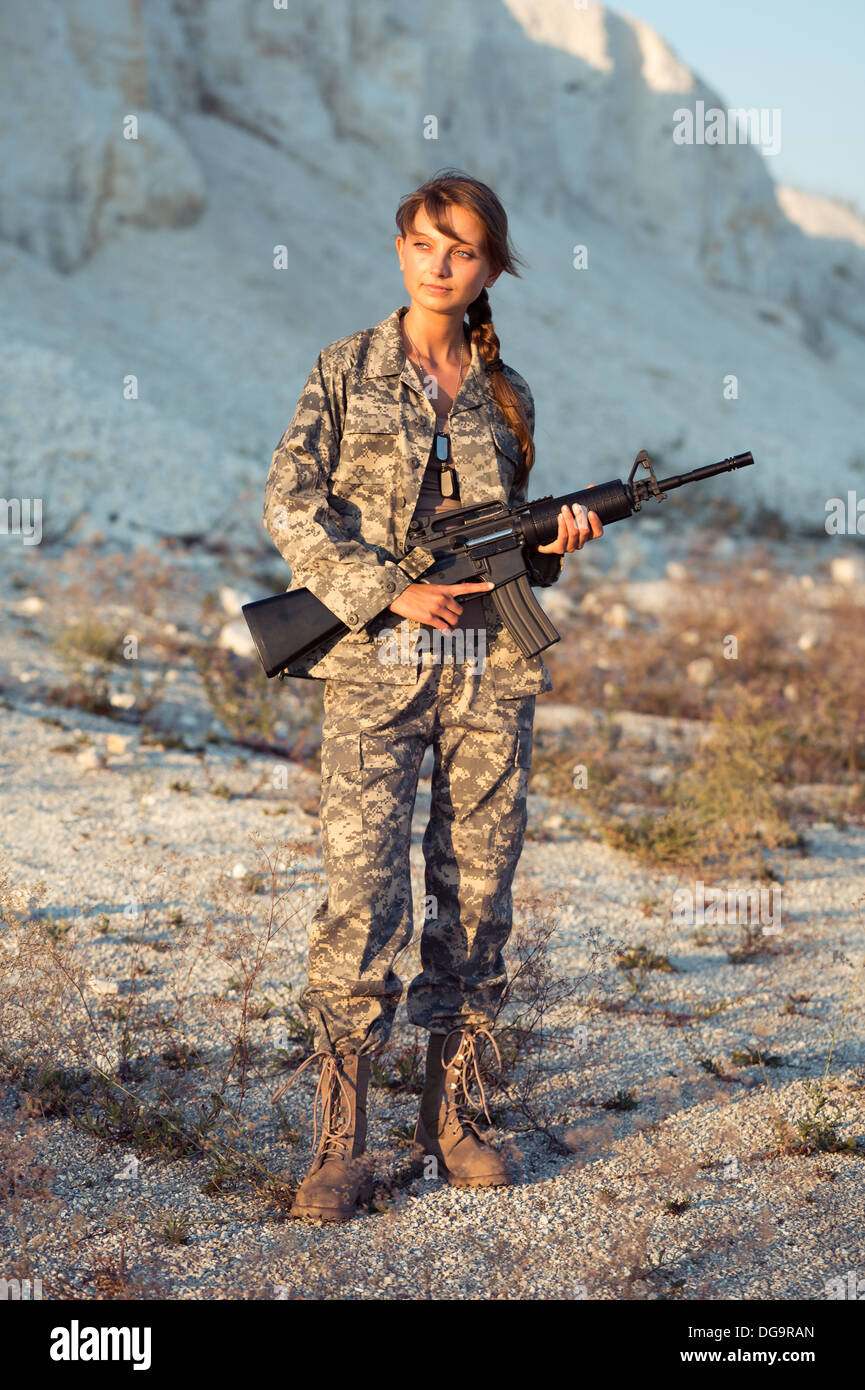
{"left": 344, "top": 400, "right": 403, "bottom": 434}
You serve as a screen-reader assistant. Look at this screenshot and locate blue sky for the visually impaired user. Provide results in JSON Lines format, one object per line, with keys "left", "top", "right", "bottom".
{"left": 616, "top": 1, "right": 865, "bottom": 212}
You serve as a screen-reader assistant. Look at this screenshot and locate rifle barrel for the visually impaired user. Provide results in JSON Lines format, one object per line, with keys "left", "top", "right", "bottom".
{"left": 656, "top": 451, "right": 754, "bottom": 495}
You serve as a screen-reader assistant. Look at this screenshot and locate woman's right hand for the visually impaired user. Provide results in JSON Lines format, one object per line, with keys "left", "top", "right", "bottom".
{"left": 388, "top": 580, "right": 495, "bottom": 633}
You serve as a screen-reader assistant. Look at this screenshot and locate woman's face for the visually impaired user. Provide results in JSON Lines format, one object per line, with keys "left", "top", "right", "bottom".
{"left": 396, "top": 203, "right": 500, "bottom": 315}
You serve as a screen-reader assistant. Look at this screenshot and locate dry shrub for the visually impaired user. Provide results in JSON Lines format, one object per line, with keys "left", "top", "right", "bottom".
{"left": 0, "top": 836, "right": 319, "bottom": 1210}
{"left": 545, "top": 539, "right": 865, "bottom": 787}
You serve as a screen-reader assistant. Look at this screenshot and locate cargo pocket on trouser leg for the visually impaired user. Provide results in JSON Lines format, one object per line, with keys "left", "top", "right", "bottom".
{"left": 319, "top": 732, "right": 364, "bottom": 865}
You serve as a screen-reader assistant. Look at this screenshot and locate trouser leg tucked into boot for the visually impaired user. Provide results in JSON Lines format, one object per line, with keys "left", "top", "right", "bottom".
{"left": 414, "top": 1026, "right": 512, "bottom": 1188}
{"left": 272, "top": 1050, "right": 373, "bottom": 1221}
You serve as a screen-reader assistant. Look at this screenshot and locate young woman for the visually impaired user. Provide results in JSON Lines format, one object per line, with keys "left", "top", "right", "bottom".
{"left": 264, "top": 170, "right": 603, "bottom": 1221}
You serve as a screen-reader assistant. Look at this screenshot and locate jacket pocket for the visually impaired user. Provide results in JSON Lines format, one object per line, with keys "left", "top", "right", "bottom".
{"left": 490, "top": 650, "right": 553, "bottom": 699}
{"left": 334, "top": 402, "right": 404, "bottom": 507}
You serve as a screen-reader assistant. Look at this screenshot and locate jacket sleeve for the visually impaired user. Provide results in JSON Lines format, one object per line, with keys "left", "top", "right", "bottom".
{"left": 262, "top": 352, "right": 433, "bottom": 632}
{"left": 506, "top": 378, "right": 564, "bottom": 589}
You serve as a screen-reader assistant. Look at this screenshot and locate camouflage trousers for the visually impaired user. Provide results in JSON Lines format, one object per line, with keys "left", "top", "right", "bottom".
{"left": 299, "top": 654, "right": 536, "bottom": 1056}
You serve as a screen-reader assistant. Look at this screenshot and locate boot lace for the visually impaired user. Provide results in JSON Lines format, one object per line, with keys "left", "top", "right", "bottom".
{"left": 440, "top": 1026, "right": 503, "bottom": 1135}
{"left": 271, "top": 1050, "right": 353, "bottom": 1162}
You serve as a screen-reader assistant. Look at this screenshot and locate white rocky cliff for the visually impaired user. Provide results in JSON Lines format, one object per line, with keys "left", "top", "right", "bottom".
{"left": 0, "top": 0, "right": 863, "bottom": 547}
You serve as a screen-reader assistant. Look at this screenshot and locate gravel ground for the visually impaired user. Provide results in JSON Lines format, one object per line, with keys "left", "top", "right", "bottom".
{"left": 1, "top": 546, "right": 864, "bottom": 1301}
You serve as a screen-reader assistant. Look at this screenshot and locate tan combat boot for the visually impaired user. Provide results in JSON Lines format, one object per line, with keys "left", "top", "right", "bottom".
{"left": 272, "top": 1050, "right": 373, "bottom": 1221}
{"left": 413, "top": 1026, "right": 512, "bottom": 1188}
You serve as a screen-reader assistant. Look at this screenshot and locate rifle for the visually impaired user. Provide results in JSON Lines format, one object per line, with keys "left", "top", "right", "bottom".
{"left": 243, "top": 449, "right": 755, "bottom": 679}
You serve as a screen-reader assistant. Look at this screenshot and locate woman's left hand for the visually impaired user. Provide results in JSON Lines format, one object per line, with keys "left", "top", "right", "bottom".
{"left": 535, "top": 487, "right": 604, "bottom": 555}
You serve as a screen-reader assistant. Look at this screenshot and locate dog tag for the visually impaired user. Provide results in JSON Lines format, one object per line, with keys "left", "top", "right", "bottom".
{"left": 440, "top": 466, "right": 455, "bottom": 498}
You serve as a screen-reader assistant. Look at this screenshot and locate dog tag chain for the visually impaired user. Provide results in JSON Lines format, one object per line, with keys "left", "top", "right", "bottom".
{"left": 402, "top": 312, "right": 465, "bottom": 503}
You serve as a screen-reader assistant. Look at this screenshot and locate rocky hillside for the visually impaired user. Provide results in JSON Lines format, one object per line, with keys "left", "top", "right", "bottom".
{"left": 1, "top": 0, "right": 863, "bottom": 551}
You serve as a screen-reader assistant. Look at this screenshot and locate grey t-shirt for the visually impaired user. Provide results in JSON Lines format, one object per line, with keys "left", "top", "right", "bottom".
{"left": 408, "top": 420, "right": 486, "bottom": 635}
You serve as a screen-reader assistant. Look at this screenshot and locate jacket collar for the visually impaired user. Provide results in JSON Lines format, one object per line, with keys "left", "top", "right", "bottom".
{"left": 363, "top": 305, "right": 491, "bottom": 414}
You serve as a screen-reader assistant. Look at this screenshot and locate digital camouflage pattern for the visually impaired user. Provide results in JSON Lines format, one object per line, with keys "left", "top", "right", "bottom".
{"left": 301, "top": 658, "right": 537, "bottom": 1055}
{"left": 264, "top": 304, "right": 560, "bottom": 1057}
{"left": 262, "top": 304, "right": 563, "bottom": 695}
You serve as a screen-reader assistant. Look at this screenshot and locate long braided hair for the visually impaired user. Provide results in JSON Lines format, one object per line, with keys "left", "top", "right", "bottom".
{"left": 395, "top": 169, "right": 535, "bottom": 489}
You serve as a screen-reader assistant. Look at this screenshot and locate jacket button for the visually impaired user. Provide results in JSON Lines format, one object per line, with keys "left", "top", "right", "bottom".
{"left": 348, "top": 612, "right": 358, "bottom": 624}
{"left": 385, "top": 580, "right": 395, "bottom": 592}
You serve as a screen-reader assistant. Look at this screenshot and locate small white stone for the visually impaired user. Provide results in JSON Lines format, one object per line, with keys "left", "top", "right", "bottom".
{"left": 109, "top": 691, "right": 136, "bottom": 709}
{"left": 218, "top": 618, "right": 256, "bottom": 658}
{"left": 624, "top": 578, "right": 676, "bottom": 616}
{"left": 14, "top": 595, "right": 44, "bottom": 615}
{"left": 830, "top": 555, "right": 865, "bottom": 587}
{"left": 646, "top": 764, "right": 673, "bottom": 785}
{"left": 219, "top": 586, "right": 254, "bottom": 617}
{"left": 231, "top": 862, "right": 249, "bottom": 879}
{"left": 797, "top": 631, "right": 817, "bottom": 651}
{"left": 605, "top": 602, "right": 630, "bottom": 629}
{"left": 92, "top": 1049, "right": 120, "bottom": 1075}
{"left": 76, "top": 746, "right": 104, "bottom": 771}
{"left": 88, "top": 976, "right": 119, "bottom": 997}
{"left": 686, "top": 657, "right": 714, "bottom": 687}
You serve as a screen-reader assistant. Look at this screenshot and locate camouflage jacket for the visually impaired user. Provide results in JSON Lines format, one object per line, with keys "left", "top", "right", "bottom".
{"left": 262, "top": 305, "right": 564, "bottom": 695}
